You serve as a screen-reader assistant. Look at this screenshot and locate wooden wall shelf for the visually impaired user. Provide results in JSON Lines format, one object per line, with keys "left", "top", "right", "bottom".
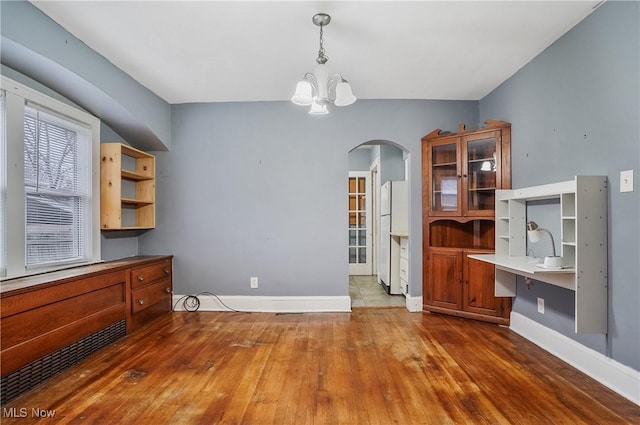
{"left": 100, "top": 143, "right": 155, "bottom": 230}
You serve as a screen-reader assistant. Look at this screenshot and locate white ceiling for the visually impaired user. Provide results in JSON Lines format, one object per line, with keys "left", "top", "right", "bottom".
{"left": 30, "top": 1, "right": 602, "bottom": 105}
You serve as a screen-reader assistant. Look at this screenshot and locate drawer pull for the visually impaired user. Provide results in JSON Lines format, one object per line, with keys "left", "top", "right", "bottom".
{"left": 165, "top": 287, "right": 171, "bottom": 293}
{"left": 164, "top": 268, "right": 170, "bottom": 275}
{"left": 138, "top": 299, "right": 144, "bottom": 305}
{"left": 137, "top": 275, "right": 144, "bottom": 281}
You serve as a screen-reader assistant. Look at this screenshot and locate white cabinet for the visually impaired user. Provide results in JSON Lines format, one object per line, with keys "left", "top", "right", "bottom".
{"left": 469, "top": 176, "right": 608, "bottom": 333}
{"left": 399, "top": 237, "right": 409, "bottom": 296}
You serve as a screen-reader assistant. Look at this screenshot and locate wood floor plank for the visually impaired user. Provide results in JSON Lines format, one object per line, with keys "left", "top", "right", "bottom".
{"left": 2, "top": 309, "right": 639, "bottom": 424}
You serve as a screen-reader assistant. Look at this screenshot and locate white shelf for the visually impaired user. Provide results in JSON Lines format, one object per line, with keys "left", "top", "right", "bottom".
{"left": 485, "top": 176, "right": 608, "bottom": 334}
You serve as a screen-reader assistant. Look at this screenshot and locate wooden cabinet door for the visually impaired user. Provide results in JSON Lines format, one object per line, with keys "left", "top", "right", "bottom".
{"left": 461, "top": 130, "right": 501, "bottom": 217}
{"left": 462, "top": 249, "right": 505, "bottom": 317}
{"left": 426, "top": 137, "right": 461, "bottom": 217}
{"left": 427, "top": 248, "right": 462, "bottom": 310}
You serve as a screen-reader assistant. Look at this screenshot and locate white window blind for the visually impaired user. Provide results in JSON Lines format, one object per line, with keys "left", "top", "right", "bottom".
{"left": 0, "top": 92, "right": 6, "bottom": 277}
{"left": 23, "top": 104, "right": 92, "bottom": 267}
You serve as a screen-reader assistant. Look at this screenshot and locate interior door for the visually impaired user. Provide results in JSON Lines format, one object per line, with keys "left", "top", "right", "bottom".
{"left": 348, "top": 172, "right": 372, "bottom": 275}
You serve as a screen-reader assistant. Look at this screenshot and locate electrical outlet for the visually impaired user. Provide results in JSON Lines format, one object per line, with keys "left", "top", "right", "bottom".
{"left": 250, "top": 277, "right": 258, "bottom": 289}
{"left": 537, "top": 297, "right": 545, "bottom": 314}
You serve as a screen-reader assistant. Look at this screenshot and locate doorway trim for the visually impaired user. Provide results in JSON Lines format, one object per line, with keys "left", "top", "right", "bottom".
{"left": 369, "top": 158, "right": 379, "bottom": 278}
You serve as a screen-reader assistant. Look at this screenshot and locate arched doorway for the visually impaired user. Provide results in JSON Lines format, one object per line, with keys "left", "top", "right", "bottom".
{"left": 348, "top": 140, "right": 410, "bottom": 308}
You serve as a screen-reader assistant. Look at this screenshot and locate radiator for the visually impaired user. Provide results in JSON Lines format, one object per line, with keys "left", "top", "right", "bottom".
{"left": 1, "top": 319, "right": 126, "bottom": 405}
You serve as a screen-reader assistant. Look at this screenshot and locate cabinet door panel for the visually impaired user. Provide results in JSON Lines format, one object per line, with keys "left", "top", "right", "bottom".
{"left": 463, "top": 250, "right": 503, "bottom": 316}
{"left": 428, "top": 249, "right": 462, "bottom": 310}
{"left": 462, "top": 131, "right": 501, "bottom": 217}
{"left": 428, "top": 138, "right": 461, "bottom": 216}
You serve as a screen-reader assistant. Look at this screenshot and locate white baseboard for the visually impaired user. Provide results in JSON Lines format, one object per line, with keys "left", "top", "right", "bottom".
{"left": 173, "top": 294, "right": 351, "bottom": 313}
{"left": 405, "top": 294, "right": 423, "bottom": 312}
{"left": 510, "top": 312, "right": 640, "bottom": 405}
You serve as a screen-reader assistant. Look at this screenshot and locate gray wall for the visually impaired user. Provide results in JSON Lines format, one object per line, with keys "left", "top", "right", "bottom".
{"left": 348, "top": 148, "right": 372, "bottom": 172}
{"left": 379, "top": 145, "right": 406, "bottom": 184}
{"left": 140, "top": 100, "right": 477, "bottom": 297}
{"left": 479, "top": 1, "right": 639, "bottom": 371}
{"left": 348, "top": 145, "right": 405, "bottom": 181}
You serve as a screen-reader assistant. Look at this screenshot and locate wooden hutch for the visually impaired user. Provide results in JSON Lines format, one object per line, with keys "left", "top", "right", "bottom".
{"left": 422, "top": 120, "right": 512, "bottom": 324}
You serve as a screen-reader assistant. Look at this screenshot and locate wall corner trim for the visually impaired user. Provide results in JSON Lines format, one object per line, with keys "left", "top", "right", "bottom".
{"left": 172, "top": 295, "right": 352, "bottom": 313}
{"left": 510, "top": 312, "right": 640, "bottom": 406}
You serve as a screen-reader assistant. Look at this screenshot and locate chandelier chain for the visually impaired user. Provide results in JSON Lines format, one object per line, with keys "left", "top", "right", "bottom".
{"left": 316, "top": 24, "right": 329, "bottom": 64}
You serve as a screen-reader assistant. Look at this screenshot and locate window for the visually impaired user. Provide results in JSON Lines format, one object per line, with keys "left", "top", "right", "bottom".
{"left": 24, "top": 105, "right": 92, "bottom": 267}
{"left": 1, "top": 76, "right": 100, "bottom": 279}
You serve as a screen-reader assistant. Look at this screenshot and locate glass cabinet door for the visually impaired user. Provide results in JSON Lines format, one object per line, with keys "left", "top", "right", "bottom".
{"left": 464, "top": 133, "right": 499, "bottom": 214}
{"left": 429, "top": 140, "right": 459, "bottom": 214}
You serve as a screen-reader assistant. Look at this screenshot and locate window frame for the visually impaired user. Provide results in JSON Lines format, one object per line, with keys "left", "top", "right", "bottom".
{"left": 0, "top": 76, "right": 101, "bottom": 280}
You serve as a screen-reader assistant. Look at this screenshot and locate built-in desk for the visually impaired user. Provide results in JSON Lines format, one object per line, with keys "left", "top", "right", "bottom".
{"left": 468, "top": 254, "right": 575, "bottom": 291}
{"left": 476, "top": 176, "right": 607, "bottom": 334}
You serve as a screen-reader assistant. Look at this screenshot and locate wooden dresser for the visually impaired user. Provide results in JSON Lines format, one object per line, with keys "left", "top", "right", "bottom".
{"left": 0, "top": 255, "right": 172, "bottom": 404}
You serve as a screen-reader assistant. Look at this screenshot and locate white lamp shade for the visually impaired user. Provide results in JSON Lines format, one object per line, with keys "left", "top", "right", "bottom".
{"left": 308, "top": 99, "right": 329, "bottom": 115}
{"left": 527, "top": 221, "right": 542, "bottom": 242}
{"left": 291, "top": 80, "right": 313, "bottom": 106}
{"left": 527, "top": 229, "right": 543, "bottom": 243}
{"left": 334, "top": 81, "right": 357, "bottom": 106}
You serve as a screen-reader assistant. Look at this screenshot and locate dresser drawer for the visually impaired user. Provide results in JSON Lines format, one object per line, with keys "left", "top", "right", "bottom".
{"left": 130, "top": 260, "right": 172, "bottom": 289}
{"left": 131, "top": 278, "right": 172, "bottom": 314}
{"left": 400, "top": 238, "right": 409, "bottom": 259}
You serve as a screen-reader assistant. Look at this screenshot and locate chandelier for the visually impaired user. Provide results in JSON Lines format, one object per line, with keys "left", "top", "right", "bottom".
{"left": 291, "top": 13, "right": 357, "bottom": 115}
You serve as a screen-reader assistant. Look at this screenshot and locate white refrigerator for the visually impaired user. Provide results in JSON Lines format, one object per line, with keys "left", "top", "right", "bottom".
{"left": 379, "top": 181, "right": 408, "bottom": 294}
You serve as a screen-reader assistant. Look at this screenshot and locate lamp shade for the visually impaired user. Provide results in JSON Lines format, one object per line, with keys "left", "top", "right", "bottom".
{"left": 526, "top": 221, "right": 543, "bottom": 242}
{"left": 527, "top": 229, "right": 543, "bottom": 243}
{"left": 291, "top": 80, "right": 313, "bottom": 106}
{"left": 308, "top": 99, "right": 329, "bottom": 115}
{"left": 334, "top": 81, "right": 357, "bottom": 106}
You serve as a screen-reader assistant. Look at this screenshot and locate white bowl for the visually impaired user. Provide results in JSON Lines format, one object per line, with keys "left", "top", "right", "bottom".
{"left": 544, "top": 256, "right": 563, "bottom": 268}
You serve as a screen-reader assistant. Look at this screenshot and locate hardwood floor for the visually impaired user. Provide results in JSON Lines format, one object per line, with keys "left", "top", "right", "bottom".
{"left": 2, "top": 310, "right": 638, "bottom": 424}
